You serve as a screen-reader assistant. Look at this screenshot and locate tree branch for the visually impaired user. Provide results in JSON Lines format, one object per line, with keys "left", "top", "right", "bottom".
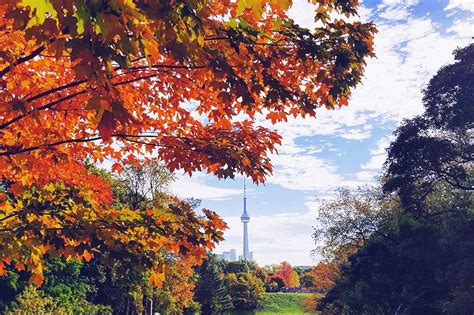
{"left": 0, "top": 73, "right": 160, "bottom": 130}
{"left": 0, "top": 45, "right": 45, "bottom": 78}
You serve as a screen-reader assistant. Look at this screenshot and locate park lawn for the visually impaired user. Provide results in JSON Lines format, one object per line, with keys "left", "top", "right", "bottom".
{"left": 229, "top": 292, "right": 319, "bottom": 314}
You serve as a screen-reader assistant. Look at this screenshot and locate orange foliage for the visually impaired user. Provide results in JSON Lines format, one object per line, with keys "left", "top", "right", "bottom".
{"left": 301, "top": 293, "right": 321, "bottom": 312}
{"left": 154, "top": 258, "right": 196, "bottom": 312}
{"left": 275, "top": 261, "right": 299, "bottom": 288}
{"left": 307, "top": 263, "right": 339, "bottom": 293}
{"left": 0, "top": 0, "right": 375, "bottom": 284}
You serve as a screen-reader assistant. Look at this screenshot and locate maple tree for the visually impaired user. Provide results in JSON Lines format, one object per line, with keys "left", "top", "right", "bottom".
{"left": 0, "top": 0, "right": 375, "bottom": 285}
{"left": 306, "top": 262, "right": 339, "bottom": 293}
{"left": 275, "top": 261, "right": 299, "bottom": 288}
{"left": 152, "top": 258, "right": 197, "bottom": 314}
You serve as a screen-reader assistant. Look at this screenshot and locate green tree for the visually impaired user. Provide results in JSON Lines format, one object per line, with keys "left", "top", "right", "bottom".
{"left": 384, "top": 44, "right": 473, "bottom": 213}
{"left": 318, "top": 209, "right": 474, "bottom": 314}
{"left": 194, "top": 254, "right": 233, "bottom": 315}
{"left": 42, "top": 258, "right": 111, "bottom": 314}
{"left": 313, "top": 186, "right": 399, "bottom": 263}
{"left": 227, "top": 272, "right": 265, "bottom": 310}
{"left": 112, "top": 161, "right": 174, "bottom": 210}
{"left": 223, "top": 259, "right": 257, "bottom": 275}
{"left": 88, "top": 162, "right": 201, "bottom": 314}
{"left": 6, "top": 285, "right": 65, "bottom": 315}
{"left": 255, "top": 266, "right": 268, "bottom": 283}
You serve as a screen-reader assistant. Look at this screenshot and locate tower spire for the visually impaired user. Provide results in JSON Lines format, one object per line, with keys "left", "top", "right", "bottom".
{"left": 241, "top": 177, "right": 250, "bottom": 260}
{"left": 243, "top": 177, "right": 247, "bottom": 215}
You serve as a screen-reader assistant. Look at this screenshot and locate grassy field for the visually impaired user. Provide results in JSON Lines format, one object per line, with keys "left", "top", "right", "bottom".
{"left": 229, "top": 292, "right": 318, "bottom": 315}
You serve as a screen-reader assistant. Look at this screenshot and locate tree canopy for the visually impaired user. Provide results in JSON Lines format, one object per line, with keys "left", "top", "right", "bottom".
{"left": 313, "top": 187, "right": 399, "bottom": 263}
{"left": 384, "top": 44, "right": 473, "bottom": 213}
{"left": 0, "top": 0, "right": 376, "bottom": 285}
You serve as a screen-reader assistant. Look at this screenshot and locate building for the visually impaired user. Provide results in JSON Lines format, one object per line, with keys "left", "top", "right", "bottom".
{"left": 238, "top": 251, "right": 253, "bottom": 261}
{"left": 229, "top": 249, "right": 236, "bottom": 261}
{"left": 217, "top": 249, "right": 237, "bottom": 261}
{"left": 241, "top": 180, "right": 252, "bottom": 261}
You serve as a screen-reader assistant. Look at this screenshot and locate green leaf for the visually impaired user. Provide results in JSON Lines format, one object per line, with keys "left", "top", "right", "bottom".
{"left": 19, "top": 0, "right": 56, "bottom": 24}
{"left": 236, "top": 0, "right": 264, "bottom": 19}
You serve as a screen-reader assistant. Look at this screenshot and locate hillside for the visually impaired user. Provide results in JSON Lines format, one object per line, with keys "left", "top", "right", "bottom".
{"left": 230, "top": 292, "right": 318, "bottom": 315}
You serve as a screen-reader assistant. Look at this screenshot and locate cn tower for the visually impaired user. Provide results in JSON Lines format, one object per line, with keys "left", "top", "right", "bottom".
{"left": 241, "top": 179, "right": 251, "bottom": 260}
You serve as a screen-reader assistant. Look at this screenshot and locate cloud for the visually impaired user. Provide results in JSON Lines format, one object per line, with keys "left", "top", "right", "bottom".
{"left": 355, "top": 170, "right": 378, "bottom": 181}
{"left": 445, "top": 0, "right": 474, "bottom": 12}
{"left": 269, "top": 1, "right": 470, "bottom": 188}
{"left": 268, "top": 154, "right": 346, "bottom": 191}
{"left": 447, "top": 18, "right": 474, "bottom": 38}
{"left": 370, "top": 136, "right": 394, "bottom": 156}
{"left": 288, "top": 0, "right": 318, "bottom": 29}
{"left": 360, "top": 136, "right": 393, "bottom": 170}
{"left": 196, "top": 1, "right": 473, "bottom": 267}
{"left": 379, "top": 0, "right": 419, "bottom": 5}
{"left": 379, "top": 6, "right": 412, "bottom": 21}
{"left": 340, "top": 128, "right": 373, "bottom": 140}
{"left": 375, "top": 0, "right": 419, "bottom": 21}
{"left": 171, "top": 174, "right": 241, "bottom": 200}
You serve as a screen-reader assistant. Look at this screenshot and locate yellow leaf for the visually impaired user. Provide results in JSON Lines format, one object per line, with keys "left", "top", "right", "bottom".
{"left": 19, "top": 0, "right": 56, "bottom": 24}
{"left": 148, "top": 270, "right": 166, "bottom": 287}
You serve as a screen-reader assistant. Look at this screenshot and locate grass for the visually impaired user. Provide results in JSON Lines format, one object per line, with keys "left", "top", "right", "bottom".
{"left": 229, "top": 292, "right": 319, "bottom": 315}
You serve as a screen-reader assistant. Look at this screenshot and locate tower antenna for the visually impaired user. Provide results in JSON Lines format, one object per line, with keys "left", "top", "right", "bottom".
{"left": 241, "top": 177, "right": 250, "bottom": 260}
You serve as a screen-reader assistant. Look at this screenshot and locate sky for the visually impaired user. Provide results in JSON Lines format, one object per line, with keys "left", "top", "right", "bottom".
{"left": 170, "top": 0, "right": 474, "bottom": 266}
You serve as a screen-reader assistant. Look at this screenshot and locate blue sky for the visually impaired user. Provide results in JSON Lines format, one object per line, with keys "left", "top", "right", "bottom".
{"left": 171, "top": 0, "right": 474, "bottom": 266}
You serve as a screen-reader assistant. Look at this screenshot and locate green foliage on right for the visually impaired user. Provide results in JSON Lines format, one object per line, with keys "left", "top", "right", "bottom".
{"left": 314, "top": 44, "right": 474, "bottom": 314}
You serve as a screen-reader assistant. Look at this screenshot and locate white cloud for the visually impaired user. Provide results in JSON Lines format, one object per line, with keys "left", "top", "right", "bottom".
{"left": 171, "top": 174, "right": 242, "bottom": 200}
{"left": 288, "top": 0, "right": 317, "bottom": 29}
{"left": 379, "top": 6, "right": 411, "bottom": 21}
{"left": 379, "top": 0, "right": 419, "bottom": 6}
{"left": 370, "top": 136, "right": 394, "bottom": 155}
{"left": 268, "top": 154, "right": 344, "bottom": 191}
{"left": 360, "top": 135, "right": 394, "bottom": 171}
{"left": 257, "top": 13, "right": 469, "bottom": 192}
{"left": 355, "top": 170, "right": 378, "bottom": 181}
{"left": 447, "top": 18, "right": 474, "bottom": 38}
{"left": 340, "top": 128, "right": 372, "bottom": 140}
{"left": 361, "top": 154, "right": 386, "bottom": 170}
{"left": 445, "top": 0, "right": 474, "bottom": 12}
{"left": 377, "top": 0, "right": 419, "bottom": 21}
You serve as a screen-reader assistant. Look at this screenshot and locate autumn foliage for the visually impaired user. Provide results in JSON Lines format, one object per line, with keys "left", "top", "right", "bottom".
{"left": 274, "top": 261, "right": 300, "bottom": 288}
{"left": 307, "top": 263, "right": 339, "bottom": 293}
{"left": 0, "top": 0, "right": 375, "bottom": 285}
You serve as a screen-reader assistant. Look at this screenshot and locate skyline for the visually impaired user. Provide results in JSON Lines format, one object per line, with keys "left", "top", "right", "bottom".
{"left": 171, "top": 0, "right": 474, "bottom": 266}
